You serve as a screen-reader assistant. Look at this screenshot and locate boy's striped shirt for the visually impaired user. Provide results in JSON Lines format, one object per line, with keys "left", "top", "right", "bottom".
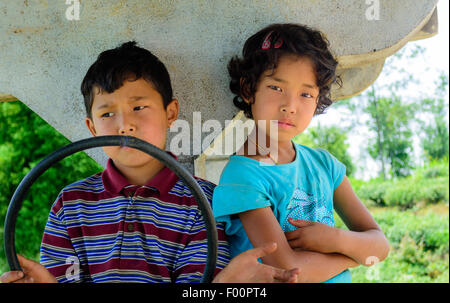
{"left": 40, "top": 154, "right": 230, "bottom": 283}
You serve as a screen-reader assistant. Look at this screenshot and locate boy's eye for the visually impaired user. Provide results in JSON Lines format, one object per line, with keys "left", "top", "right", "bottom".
{"left": 101, "top": 112, "right": 114, "bottom": 118}
{"left": 269, "top": 85, "right": 282, "bottom": 92}
{"left": 134, "top": 106, "right": 147, "bottom": 111}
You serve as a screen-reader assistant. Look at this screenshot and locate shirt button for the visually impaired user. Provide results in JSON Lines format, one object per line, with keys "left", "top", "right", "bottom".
{"left": 127, "top": 223, "right": 134, "bottom": 232}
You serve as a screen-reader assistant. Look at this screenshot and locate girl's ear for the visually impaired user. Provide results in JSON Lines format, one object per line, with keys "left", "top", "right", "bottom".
{"left": 85, "top": 117, "right": 97, "bottom": 136}
{"left": 239, "top": 77, "right": 252, "bottom": 104}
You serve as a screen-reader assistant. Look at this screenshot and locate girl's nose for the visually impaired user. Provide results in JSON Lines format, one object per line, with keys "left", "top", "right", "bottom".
{"left": 280, "top": 95, "right": 296, "bottom": 114}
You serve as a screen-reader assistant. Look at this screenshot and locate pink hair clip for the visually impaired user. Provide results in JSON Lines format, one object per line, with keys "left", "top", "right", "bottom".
{"left": 274, "top": 37, "right": 283, "bottom": 48}
{"left": 261, "top": 31, "right": 273, "bottom": 50}
{"left": 261, "top": 31, "right": 283, "bottom": 50}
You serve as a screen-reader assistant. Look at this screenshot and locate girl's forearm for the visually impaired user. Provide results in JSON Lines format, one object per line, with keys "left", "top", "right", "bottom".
{"left": 284, "top": 250, "right": 358, "bottom": 283}
{"left": 335, "top": 228, "right": 390, "bottom": 265}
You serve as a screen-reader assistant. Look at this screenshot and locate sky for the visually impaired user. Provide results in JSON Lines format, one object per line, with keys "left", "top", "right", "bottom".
{"left": 310, "top": 0, "right": 449, "bottom": 180}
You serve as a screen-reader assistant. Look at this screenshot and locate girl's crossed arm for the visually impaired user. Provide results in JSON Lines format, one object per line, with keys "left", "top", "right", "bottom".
{"left": 286, "top": 177, "right": 390, "bottom": 266}
{"left": 239, "top": 207, "right": 359, "bottom": 283}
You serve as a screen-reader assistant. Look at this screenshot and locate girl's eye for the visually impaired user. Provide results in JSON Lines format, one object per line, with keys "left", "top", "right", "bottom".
{"left": 101, "top": 112, "right": 114, "bottom": 118}
{"left": 134, "top": 106, "right": 147, "bottom": 111}
{"left": 301, "top": 93, "right": 314, "bottom": 98}
{"left": 269, "top": 85, "right": 282, "bottom": 92}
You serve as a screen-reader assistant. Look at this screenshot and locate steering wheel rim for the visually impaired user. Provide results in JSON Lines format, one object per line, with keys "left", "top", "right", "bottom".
{"left": 3, "top": 135, "right": 218, "bottom": 283}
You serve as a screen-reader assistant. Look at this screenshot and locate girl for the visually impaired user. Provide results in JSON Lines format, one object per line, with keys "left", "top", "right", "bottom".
{"left": 213, "top": 23, "right": 390, "bottom": 283}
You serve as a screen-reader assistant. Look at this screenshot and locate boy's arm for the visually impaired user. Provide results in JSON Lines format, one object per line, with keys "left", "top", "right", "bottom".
{"left": 286, "top": 177, "right": 390, "bottom": 265}
{"left": 40, "top": 197, "right": 85, "bottom": 282}
{"left": 239, "top": 207, "right": 358, "bottom": 283}
{"left": 1, "top": 196, "right": 82, "bottom": 283}
{"left": 172, "top": 212, "right": 231, "bottom": 282}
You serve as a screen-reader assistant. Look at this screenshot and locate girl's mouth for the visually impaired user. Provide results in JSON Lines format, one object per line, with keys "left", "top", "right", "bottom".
{"left": 275, "top": 121, "right": 295, "bottom": 128}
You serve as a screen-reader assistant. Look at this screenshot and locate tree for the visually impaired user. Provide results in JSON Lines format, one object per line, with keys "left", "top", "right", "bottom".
{"left": 419, "top": 73, "right": 449, "bottom": 161}
{"left": 364, "top": 87, "right": 415, "bottom": 179}
{"left": 332, "top": 45, "right": 427, "bottom": 179}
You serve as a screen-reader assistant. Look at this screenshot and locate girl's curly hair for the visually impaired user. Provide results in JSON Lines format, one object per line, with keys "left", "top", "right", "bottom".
{"left": 228, "top": 23, "right": 341, "bottom": 119}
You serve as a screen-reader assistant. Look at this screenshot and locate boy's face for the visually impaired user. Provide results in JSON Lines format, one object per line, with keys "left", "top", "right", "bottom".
{"left": 246, "top": 55, "right": 319, "bottom": 142}
{"left": 85, "top": 78, "right": 179, "bottom": 168}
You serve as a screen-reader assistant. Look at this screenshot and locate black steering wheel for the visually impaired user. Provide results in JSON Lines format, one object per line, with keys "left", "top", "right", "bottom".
{"left": 3, "top": 135, "right": 218, "bottom": 283}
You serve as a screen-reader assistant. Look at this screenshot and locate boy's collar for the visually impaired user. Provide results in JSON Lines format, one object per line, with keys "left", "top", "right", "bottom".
{"left": 101, "top": 151, "right": 180, "bottom": 196}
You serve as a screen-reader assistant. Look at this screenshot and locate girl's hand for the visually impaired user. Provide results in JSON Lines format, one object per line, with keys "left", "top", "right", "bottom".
{"left": 285, "top": 218, "right": 340, "bottom": 254}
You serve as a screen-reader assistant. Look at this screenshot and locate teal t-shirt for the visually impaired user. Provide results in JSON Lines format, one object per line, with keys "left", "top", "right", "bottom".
{"left": 212, "top": 141, "right": 351, "bottom": 283}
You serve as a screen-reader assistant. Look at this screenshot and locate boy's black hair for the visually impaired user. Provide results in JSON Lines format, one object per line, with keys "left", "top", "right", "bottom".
{"left": 228, "top": 23, "right": 341, "bottom": 119}
{"left": 81, "top": 41, "right": 173, "bottom": 118}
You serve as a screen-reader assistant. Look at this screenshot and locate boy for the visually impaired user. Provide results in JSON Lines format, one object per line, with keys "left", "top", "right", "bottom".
{"left": 1, "top": 41, "right": 298, "bottom": 283}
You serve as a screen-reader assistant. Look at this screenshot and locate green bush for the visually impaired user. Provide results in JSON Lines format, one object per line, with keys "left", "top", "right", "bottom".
{"left": 415, "top": 159, "right": 449, "bottom": 179}
{"left": 373, "top": 209, "right": 449, "bottom": 253}
{"left": 352, "top": 233, "right": 448, "bottom": 283}
{"left": 416, "top": 178, "right": 449, "bottom": 204}
{"left": 347, "top": 177, "right": 366, "bottom": 194}
{"left": 355, "top": 160, "right": 449, "bottom": 208}
{"left": 0, "top": 101, "right": 102, "bottom": 265}
{"left": 349, "top": 207, "right": 449, "bottom": 282}
{"left": 357, "top": 180, "right": 389, "bottom": 207}
{"left": 384, "top": 181, "right": 418, "bottom": 209}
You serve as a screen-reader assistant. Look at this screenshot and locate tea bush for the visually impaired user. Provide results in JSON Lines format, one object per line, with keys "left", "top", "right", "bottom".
{"left": 356, "top": 160, "right": 449, "bottom": 209}
{"left": 340, "top": 207, "right": 449, "bottom": 282}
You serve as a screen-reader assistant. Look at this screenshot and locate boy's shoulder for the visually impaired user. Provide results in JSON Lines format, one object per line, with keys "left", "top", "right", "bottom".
{"left": 169, "top": 176, "right": 216, "bottom": 202}
{"left": 59, "top": 171, "right": 104, "bottom": 195}
{"left": 49, "top": 172, "right": 104, "bottom": 214}
{"left": 57, "top": 169, "right": 217, "bottom": 208}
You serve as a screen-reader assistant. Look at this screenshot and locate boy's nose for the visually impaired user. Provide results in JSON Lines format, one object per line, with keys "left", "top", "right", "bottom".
{"left": 119, "top": 126, "right": 136, "bottom": 135}
{"left": 118, "top": 119, "right": 136, "bottom": 135}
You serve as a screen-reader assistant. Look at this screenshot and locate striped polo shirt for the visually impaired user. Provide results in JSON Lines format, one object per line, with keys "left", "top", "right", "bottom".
{"left": 40, "top": 153, "right": 230, "bottom": 283}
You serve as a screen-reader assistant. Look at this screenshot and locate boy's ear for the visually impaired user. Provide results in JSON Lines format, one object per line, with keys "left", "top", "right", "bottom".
{"left": 166, "top": 99, "right": 179, "bottom": 128}
{"left": 85, "top": 117, "right": 97, "bottom": 136}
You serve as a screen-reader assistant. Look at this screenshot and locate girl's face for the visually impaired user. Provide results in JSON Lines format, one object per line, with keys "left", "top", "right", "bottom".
{"left": 246, "top": 55, "right": 319, "bottom": 143}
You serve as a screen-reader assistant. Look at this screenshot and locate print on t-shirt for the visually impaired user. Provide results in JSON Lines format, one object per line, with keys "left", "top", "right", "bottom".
{"left": 283, "top": 188, "right": 335, "bottom": 232}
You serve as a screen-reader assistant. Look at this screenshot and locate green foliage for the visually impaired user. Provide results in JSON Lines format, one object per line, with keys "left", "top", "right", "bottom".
{"left": 415, "top": 178, "right": 449, "bottom": 205}
{"left": 364, "top": 89, "right": 415, "bottom": 178}
{"left": 349, "top": 207, "right": 449, "bottom": 282}
{"left": 357, "top": 178, "right": 390, "bottom": 206}
{"left": 415, "top": 158, "right": 450, "bottom": 179}
{"left": 0, "top": 101, "right": 102, "bottom": 262}
{"left": 347, "top": 176, "right": 365, "bottom": 193}
{"left": 356, "top": 159, "right": 449, "bottom": 209}
{"left": 293, "top": 124, "right": 355, "bottom": 176}
{"left": 333, "top": 45, "right": 448, "bottom": 180}
{"left": 383, "top": 181, "right": 419, "bottom": 209}
{"left": 419, "top": 73, "right": 449, "bottom": 162}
